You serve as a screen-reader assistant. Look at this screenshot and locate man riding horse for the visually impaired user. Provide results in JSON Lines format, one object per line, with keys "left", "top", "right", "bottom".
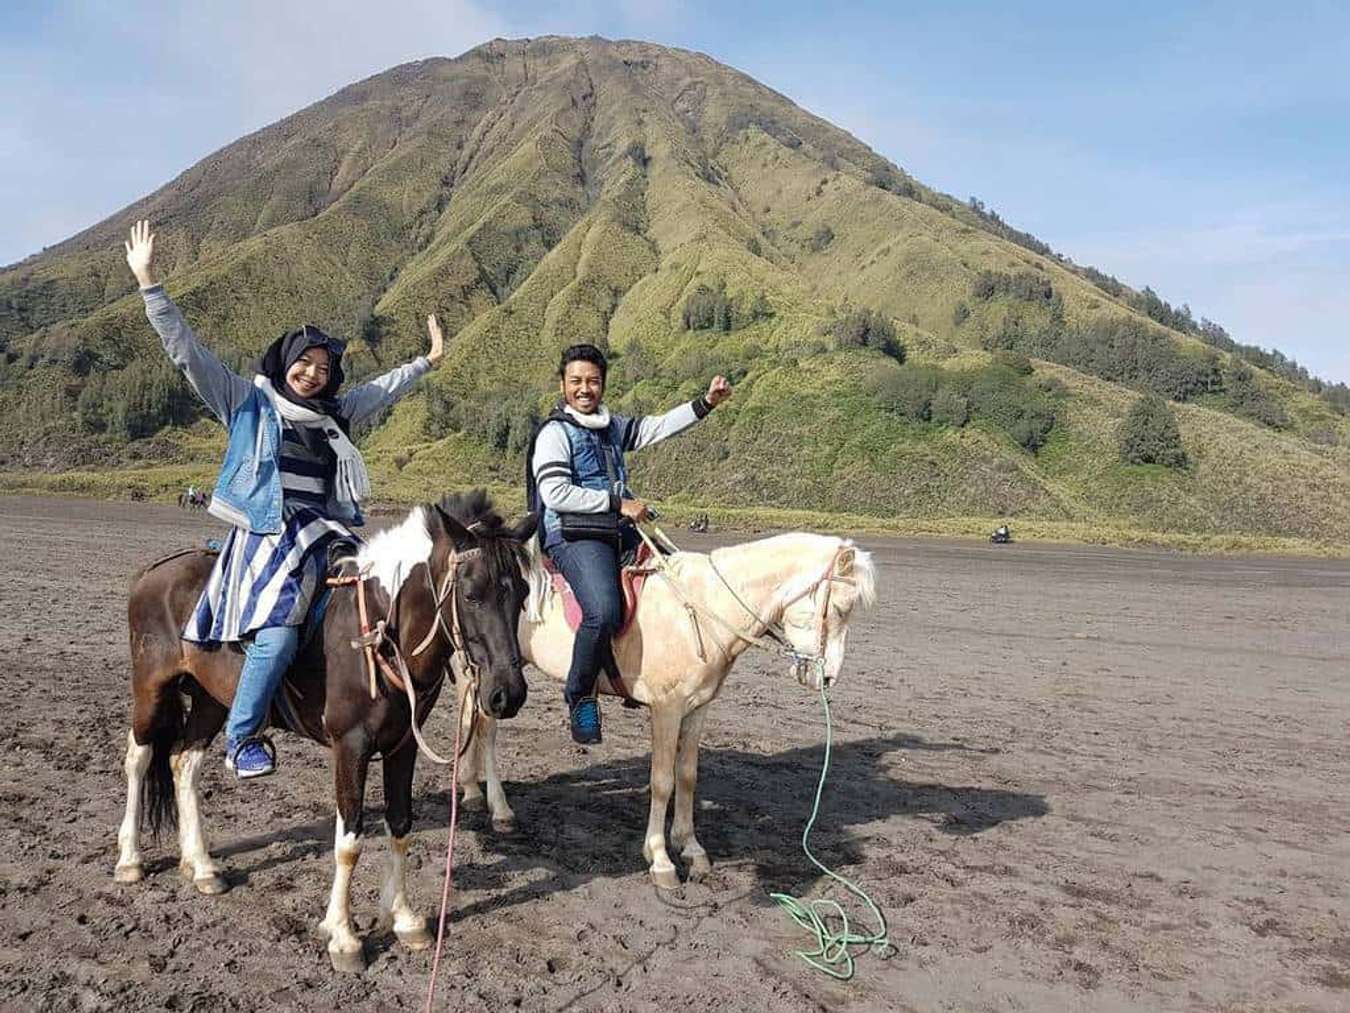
{"left": 525, "top": 343, "right": 732, "bottom": 743}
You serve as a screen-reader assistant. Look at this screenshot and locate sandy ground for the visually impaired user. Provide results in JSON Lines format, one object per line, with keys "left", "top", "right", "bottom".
{"left": 0, "top": 494, "right": 1347, "bottom": 1012}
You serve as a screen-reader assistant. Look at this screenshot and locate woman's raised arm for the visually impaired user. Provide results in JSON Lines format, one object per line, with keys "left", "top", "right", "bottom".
{"left": 126, "top": 220, "right": 251, "bottom": 423}
{"left": 339, "top": 313, "right": 442, "bottom": 427}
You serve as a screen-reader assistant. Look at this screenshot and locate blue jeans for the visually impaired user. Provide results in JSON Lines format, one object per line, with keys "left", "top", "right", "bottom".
{"left": 226, "top": 625, "right": 300, "bottom": 748}
{"left": 548, "top": 537, "right": 626, "bottom": 707}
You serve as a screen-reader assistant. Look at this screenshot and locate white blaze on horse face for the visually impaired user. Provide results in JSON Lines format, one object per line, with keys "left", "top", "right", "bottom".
{"left": 357, "top": 506, "right": 434, "bottom": 598}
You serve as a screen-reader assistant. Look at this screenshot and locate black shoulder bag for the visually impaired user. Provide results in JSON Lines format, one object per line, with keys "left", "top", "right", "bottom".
{"left": 560, "top": 428, "right": 623, "bottom": 546}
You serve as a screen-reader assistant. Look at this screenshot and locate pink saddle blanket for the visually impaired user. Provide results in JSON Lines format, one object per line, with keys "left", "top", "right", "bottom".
{"left": 544, "top": 542, "right": 656, "bottom": 637}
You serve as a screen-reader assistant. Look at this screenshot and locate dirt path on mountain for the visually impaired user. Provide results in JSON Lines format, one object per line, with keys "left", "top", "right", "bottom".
{"left": 1, "top": 494, "right": 1347, "bottom": 1012}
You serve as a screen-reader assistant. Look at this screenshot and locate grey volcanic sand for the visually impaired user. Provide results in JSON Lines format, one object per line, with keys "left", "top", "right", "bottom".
{"left": 1, "top": 496, "right": 1347, "bottom": 1011}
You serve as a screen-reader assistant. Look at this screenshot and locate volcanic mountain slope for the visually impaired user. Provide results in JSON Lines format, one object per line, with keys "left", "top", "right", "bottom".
{"left": 2, "top": 36, "right": 1347, "bottom": 541}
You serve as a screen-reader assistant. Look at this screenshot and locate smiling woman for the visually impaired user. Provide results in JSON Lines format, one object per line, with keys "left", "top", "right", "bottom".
{"left": 122, "top": 218, "right": 447, "bottom": 781}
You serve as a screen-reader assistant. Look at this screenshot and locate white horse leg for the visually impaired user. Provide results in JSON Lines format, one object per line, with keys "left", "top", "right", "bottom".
{"left": 455, "top": 677, "right": 484, "bottom": 808}
{"left": 671, "top": 704, "right": 713, "bottom": 880}
{"left": 114, "top": 729, "right": 150, "bottom": 883}
{"left": 480, "top": 715, "right": 515, "bottom": 831}
{"left": 642, "top": 706, "right": 683, "bottom": 890}
{"left": 378, "top": 820, "right": 432, "bottom": 951}
{"left": 317, "top": 815, "right": 365, "bottom": 972}
{"left": 172, "top": 747, "right": 227, "bottom": 894}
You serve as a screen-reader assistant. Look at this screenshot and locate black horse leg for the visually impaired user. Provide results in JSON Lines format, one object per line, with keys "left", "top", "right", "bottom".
{"left": 378, "top": 744, "right": 432, "bottom": 950}
{"left": 318, "top": 735, "right": 370, "bottom": 972}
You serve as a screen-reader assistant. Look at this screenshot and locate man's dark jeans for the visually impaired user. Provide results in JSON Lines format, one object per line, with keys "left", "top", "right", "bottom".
{"left": 548, "top": 535, "right": 627, "bottom": 707}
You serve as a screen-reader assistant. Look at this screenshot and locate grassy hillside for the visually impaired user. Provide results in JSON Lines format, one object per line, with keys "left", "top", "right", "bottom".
{"left": 2, "top": 36, "right": 1346, "bottom": 546}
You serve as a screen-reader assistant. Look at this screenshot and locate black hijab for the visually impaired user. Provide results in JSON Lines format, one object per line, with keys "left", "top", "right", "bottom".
{"left": 257, "top": 325, "right": 350, "bottom": 432}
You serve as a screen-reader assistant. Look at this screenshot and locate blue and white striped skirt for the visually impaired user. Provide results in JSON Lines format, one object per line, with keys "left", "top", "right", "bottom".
{"left": 184, "top": 507, "right": 357, "bottom": 644}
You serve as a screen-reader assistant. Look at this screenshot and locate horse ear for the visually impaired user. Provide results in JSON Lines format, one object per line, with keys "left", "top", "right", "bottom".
{"left": 433, "top": 503, "right": 475, "bottom": 549}
{"left": 506, "top": 512, "right": 538, "bottom": 543}
{"left": 837, "top": 545, "right": 855, "bottom": 576}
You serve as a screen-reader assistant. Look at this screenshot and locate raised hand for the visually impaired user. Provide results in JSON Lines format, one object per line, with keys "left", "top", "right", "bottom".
{"left": 426, "top": 314, "right": 445, "bottom": 365}
{"left": 124, "top": 219, "right": 156, "bottom": 289}
{"left": 706, "top": 374, "right": 733, "bottom": 407}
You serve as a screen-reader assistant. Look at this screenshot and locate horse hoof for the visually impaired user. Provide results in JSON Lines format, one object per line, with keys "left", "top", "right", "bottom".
{"left": 113, "top": 863, "right": 143, "bottom": 884}
{"left": 461, "top": 791, "right": 486, "bottom": 812}
{"left": 329, "top": 947, "right": 366, "bottom": 974}
{"left": 396, "top": 924, "right": 434, "bottom": 951}
{"left": 686, "top": 856, "right": 713, "bottom": 882}
{"left": 491, "top": 817, "right": 516, "bottom": 835}
{"left": 650, "top": 866, "right": 681, "bottom": 891}
{"left": 193, "top": 874, "right": 229, "bottom": 896}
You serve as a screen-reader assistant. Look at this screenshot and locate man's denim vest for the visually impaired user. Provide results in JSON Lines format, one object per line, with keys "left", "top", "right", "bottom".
{"left": 207, "top": 388, "right": 363, "bottom": 534}
{"left": 540, "top": 419, "right": 630, "bottom": 550}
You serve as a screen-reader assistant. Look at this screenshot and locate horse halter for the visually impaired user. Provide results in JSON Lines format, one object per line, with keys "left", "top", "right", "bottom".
{"left": 708, "top": 541, "right": 856, "bottom": 688}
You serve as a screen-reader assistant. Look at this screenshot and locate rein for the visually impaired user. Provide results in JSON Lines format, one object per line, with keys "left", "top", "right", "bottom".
{"left": 325, "top": 543, "right": 484, "bottom": 767}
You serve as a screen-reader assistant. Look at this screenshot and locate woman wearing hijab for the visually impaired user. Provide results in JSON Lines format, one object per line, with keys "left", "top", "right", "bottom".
{"left": 526, "top": 343, "right": 732, "bottom": 744}
{"left": 124, "top": 220, "right": 444, "bottom": 779}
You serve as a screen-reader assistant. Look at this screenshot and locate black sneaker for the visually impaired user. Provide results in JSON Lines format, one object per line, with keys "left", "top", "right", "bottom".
{"left": 570, "top": 699, "right": 602, "bottom": 745}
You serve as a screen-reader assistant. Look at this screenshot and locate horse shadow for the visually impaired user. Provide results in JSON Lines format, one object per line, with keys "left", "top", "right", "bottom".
{"left": 415, "top": 729, "right": 1048, "bottom": 921}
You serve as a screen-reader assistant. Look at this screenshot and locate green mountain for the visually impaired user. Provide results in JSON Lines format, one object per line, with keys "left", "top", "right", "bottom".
{"left": 3, "top": 36, "right": 1347, "bottom": 544}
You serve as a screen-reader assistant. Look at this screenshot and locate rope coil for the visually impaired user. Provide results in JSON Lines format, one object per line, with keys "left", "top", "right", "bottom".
{"left": 770, "top": 685, "right": 892, "bottom": 981}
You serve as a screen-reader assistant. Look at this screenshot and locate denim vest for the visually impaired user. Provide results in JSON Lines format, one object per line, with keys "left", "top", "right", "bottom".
{"left": 540, "top": 419, "right": 630, "bottom": 550}
{"left": 207, "top": 388, "right": 363, "bottom": 534}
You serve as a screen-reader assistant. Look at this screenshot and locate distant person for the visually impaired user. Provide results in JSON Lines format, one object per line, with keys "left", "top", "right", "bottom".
{"left": 124, "top": 220, "right": 446, "bottom": 780}
{"left": 524, "top": 343, "right": 731, "bottom": 744}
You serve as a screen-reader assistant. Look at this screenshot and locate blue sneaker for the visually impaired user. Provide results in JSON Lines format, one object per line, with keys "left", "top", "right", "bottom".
{"left": 225, "top": 737, "right": 276, "bottom": 779}
{"left": 570, "top": 699, "right": 602, "bottom": 745}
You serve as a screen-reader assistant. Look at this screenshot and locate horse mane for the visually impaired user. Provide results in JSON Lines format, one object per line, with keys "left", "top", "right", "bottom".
{"left": 436, "top": 488, "right": 503, "bottom": 531}
{"left": 435, "top": 488, "right": 531, "bottom": 578}
{"left": 849, "top": 542, "right": 878, "bottom": 609}
{"left": 358, "top": 490, "right": 529, "bottom": 597}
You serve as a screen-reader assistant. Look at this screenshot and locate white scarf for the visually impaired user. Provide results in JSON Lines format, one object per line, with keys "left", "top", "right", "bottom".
{"left": 563, "top": 403, "right": 611, "bottom": 429}
{"left": 253, "top": 375, "right": 370, "bottom": 510}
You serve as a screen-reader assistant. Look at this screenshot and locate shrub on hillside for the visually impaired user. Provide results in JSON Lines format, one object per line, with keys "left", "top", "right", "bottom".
{"left": 930, "top": 387, "right": 971, "bottom": 427}
{"left": 682, "top": 282, "right": 772, "bottom": 332}
{"left": 1224, "top": 362, "right": 1289, "bottom": 429}
{"left": 425, "top": 383, "right": 541, "bottom": 455}
{"left": 828, "top": 307, "right": 905, "bottom": 362}
{"left": 808, "top": 225, "right": 835, "bottom": 252}
{"left": 869, "top": 365, "right": 939, "bottom": 420}
{"left": 971, "top": 270, "right": 1055, "bottom": 304}
{"left": 992, "top": 350, "right": 1033, "bottom": 375}
{"left": 1119, "top": 393, "right": 1188, "bottom": 468}
{"left": 683, "top": 283, "right": 730, "bottom": 331}
{"left": 77, "top": 361, "right": 198, "bottom": 440}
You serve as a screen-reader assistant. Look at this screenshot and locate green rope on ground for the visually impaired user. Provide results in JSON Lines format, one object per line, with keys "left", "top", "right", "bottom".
{"left": 770, "top": 685, "right": 892, "bottom": 981}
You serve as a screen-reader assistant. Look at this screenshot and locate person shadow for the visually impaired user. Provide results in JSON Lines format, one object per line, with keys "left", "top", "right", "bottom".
{"left": 417, "top": 730, "right": 1049, "bottom": 922}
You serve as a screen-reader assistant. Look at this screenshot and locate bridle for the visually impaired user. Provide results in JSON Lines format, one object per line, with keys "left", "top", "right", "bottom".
{"left": 712, "top": 541, "right": 856, "bottom": 687}
{"left": 637, "top": 526, "right": 855, "bottom": 688}
{"left": 328, "top": 536, "right": 491, "bottom": 766}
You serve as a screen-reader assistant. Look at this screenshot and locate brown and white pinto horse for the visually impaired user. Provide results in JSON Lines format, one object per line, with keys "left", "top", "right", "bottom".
{"left": 115, "top": 491, "right": 535, "bottom": 972}
{"left": 454, "top": 531, "right": 876, "bottom": 889}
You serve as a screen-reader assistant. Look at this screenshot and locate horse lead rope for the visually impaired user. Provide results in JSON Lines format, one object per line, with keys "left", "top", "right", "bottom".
{"left": 770, "top": 684, "right": 892, "bottom": 980}
{"left": 423, "top": 691, "right": 465, "bottom": 1013}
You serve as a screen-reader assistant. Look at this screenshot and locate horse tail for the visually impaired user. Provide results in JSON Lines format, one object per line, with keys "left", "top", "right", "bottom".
{"left": 142, "top": 683, "right": 183, "bottom": 837}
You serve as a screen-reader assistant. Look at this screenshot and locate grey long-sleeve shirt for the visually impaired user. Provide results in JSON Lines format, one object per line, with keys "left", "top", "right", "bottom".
{"left": 532, "top": 400, "right": 711, "bottom": 514}
{"left": 141, "top": 285, "right": 431, "bottom": 427}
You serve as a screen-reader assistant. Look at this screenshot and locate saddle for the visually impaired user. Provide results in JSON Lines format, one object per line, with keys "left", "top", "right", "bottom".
{"left": 544, "top": 541, "right": 656, "bottom": 638}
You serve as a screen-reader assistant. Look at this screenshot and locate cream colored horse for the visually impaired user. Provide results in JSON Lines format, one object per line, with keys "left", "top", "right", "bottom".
{"left": 454, "top": 531, "right": 876, "bottom": 889}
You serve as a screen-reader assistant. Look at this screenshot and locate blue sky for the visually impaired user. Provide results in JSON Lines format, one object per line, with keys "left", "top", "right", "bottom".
{"left": 3, "top": 1, "right": 1346, "bottom": 381}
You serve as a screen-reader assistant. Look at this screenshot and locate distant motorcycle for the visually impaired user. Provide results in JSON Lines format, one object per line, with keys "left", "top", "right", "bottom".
{"left": 990, "top": 524, "right": 1012, "bottom": 544}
